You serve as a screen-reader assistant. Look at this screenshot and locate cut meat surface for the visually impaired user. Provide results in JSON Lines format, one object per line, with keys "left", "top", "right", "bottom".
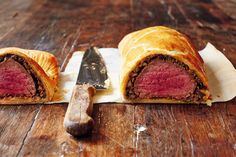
{"left": 0, "top": 58, "right": 36, "bottom": 97}
{"left": 134, "top": 58, "right": 196, "bottom": 99}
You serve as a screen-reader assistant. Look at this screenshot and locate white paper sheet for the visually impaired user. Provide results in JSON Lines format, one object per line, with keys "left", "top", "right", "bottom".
{"left": 199, "top": 43, "right": 236, "bottom": 102}
{"left": 50, "top": 43, "right": 236, "bottom": 104}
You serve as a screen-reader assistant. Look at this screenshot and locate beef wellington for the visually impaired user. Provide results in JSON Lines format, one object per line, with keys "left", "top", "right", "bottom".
{"left": 0, "top": 47, "right": 59, "bottom": 104}
{"left": 118, "top": 26, "right": 211, "bottom": 104}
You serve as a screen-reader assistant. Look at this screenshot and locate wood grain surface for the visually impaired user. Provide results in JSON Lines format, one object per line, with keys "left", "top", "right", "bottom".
{"left": 0, "top": 0, "right": 235, "bottom": 157}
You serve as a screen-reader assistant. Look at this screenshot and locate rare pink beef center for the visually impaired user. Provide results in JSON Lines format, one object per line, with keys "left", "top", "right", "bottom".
{"left": 0, "top": 58, "right": 36, "bottom": 97}
{"left": 134, "top": 58, "right": 196, "bottom": 99}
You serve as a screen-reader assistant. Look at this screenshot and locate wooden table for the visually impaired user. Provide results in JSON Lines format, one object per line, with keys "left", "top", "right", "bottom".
{"left": 0, "top": 0, "right": 235, "bottom": 156}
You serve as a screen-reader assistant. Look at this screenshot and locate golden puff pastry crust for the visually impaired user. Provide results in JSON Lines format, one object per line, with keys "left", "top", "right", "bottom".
{"left": 0, "top": 47, "right": 59, "bottom": 104}
{"left": 118, "top": 26, "right": 211, "bottom": 104}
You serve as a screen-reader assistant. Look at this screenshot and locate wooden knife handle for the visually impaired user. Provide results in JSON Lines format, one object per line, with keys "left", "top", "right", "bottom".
{"left": 64, "top": 84, "right": 96, "bottom": 137}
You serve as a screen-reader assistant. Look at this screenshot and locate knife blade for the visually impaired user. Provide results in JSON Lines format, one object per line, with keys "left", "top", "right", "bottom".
{"left": 77, "top": 47, "right": 108, "bottom": 89}
{"left": 63, "top": 47, "right": 109, "bottom": 137}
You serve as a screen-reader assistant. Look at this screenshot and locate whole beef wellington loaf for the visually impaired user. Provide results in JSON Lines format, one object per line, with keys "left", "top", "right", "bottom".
{"left": 0, "top": 47, "right": 59, "bottom": 104}
{"left": 118, "top": 26, "right": 211, "bottom": 104}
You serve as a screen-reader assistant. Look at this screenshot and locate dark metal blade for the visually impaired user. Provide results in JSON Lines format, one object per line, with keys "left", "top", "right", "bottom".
{"left": 77, "top": 47, "right": 108, "bottom": 90}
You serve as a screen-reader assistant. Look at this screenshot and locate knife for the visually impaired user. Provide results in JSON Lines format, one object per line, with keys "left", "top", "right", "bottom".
{"left": 63, "top": 47, "right": 109, "bottom": 137}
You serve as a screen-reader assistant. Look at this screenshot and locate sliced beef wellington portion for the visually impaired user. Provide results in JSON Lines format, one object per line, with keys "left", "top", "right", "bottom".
{"left": 119, "top": 26, "right": 211, "bottom": 104}
{"left": 0, "top": 48, "right": 59, "bottom": 105}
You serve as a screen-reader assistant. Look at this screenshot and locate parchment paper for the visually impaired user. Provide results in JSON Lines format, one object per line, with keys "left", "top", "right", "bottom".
{"left": 51, "top": 43, "right": 236, "bottom": 104}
